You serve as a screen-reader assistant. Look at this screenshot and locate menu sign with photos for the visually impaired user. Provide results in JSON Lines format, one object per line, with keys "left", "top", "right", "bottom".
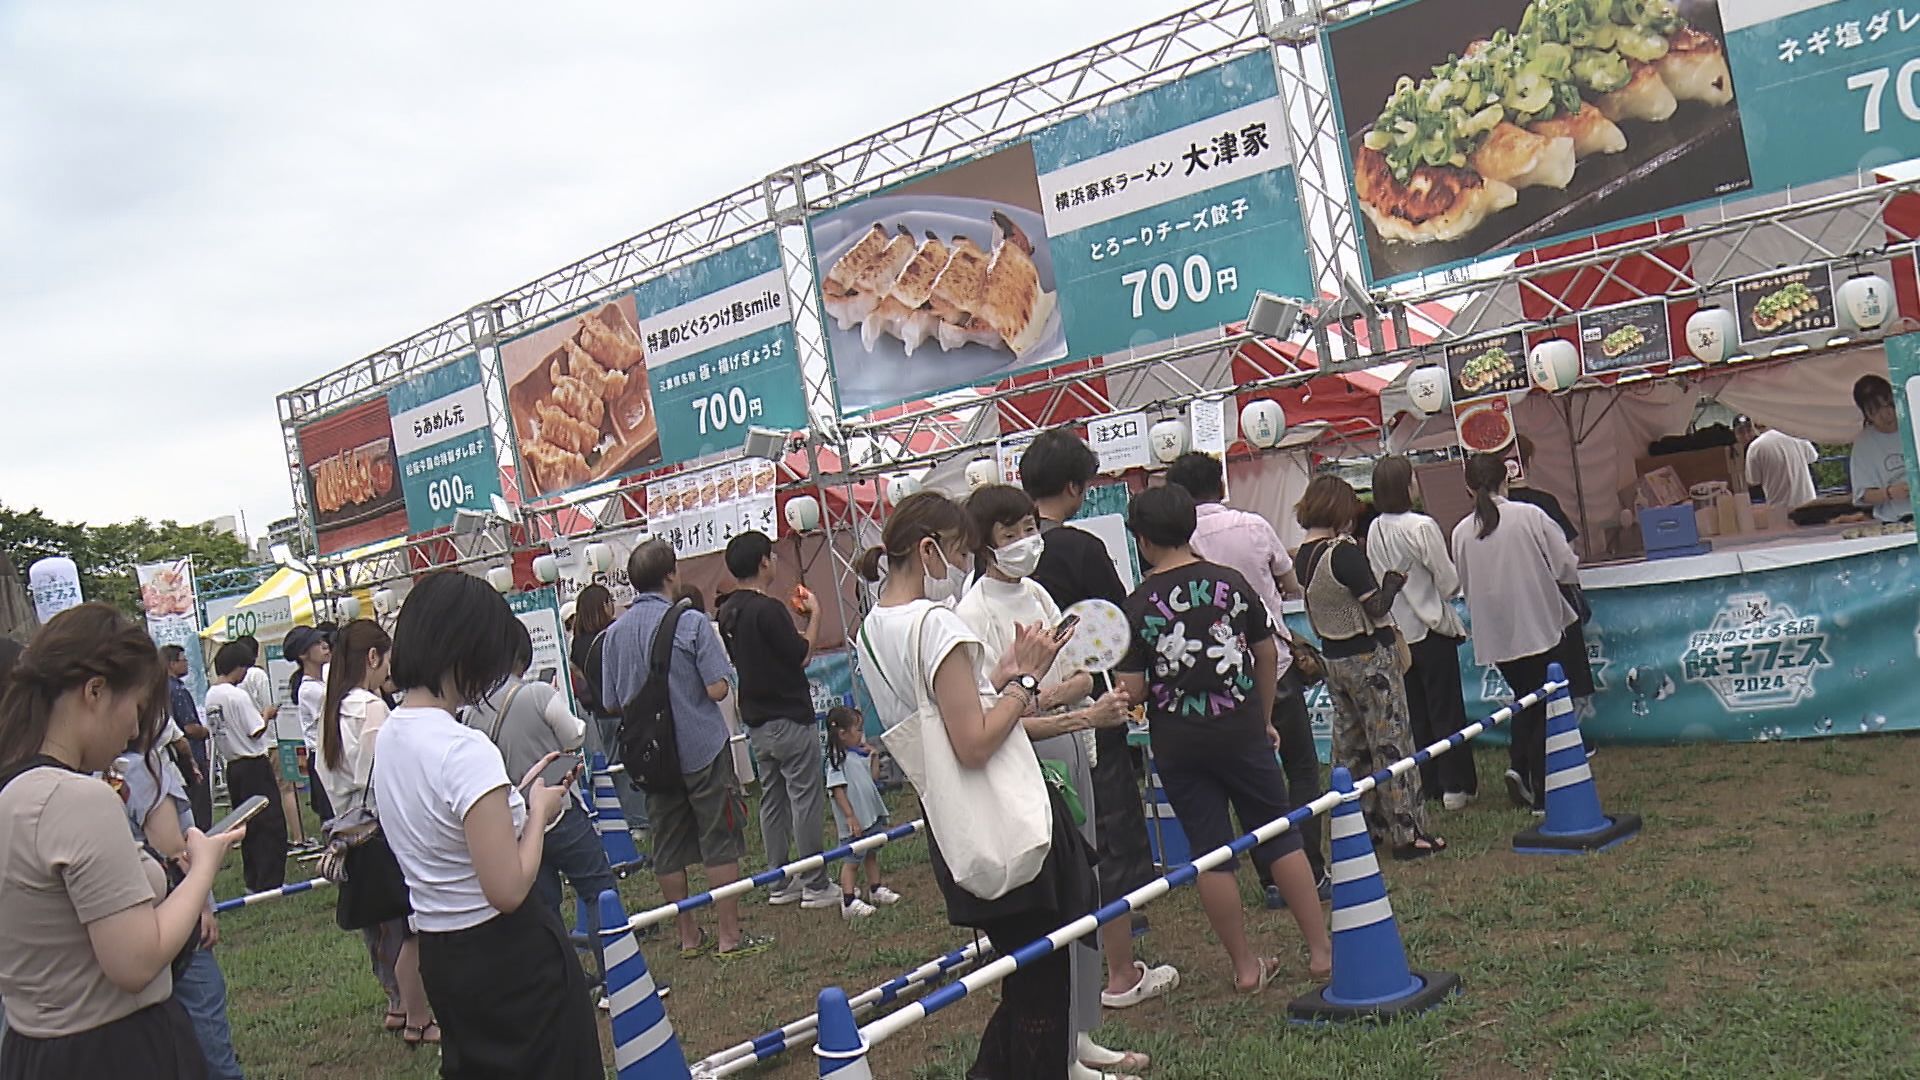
{"left": 646, "top": 459, "right": 776, "bottom": 559}
{"left": 1444, "top": 331, "right": 1530, "bottom": 404}
{"left": 1453, "top": 394, "right": 1516, "bottom": 455}
{"left": 1734, "top": 267, "right": 1836, "bottom": 345}
{"left": 1578, "top": 297, "right": 1672, "bottom": 377}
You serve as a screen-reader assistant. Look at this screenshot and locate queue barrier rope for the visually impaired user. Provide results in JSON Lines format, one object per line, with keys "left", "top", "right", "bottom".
{"left": 805, "top": 666, "right": 1645, "bottom": 1075}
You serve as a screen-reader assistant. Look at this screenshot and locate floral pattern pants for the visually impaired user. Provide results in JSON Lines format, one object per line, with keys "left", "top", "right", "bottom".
{"left": 1324, "top": 644, "right": 1431, "bottom": 848}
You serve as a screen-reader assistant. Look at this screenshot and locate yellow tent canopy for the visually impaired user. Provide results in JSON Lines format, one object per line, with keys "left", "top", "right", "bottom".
{"left": 201, "top": 568, "right": 371, "bottom": 642}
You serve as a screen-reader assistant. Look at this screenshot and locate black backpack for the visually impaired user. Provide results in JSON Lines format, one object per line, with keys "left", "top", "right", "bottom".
{"left": 617, "top": 600, "right": 693, "bottom": 794}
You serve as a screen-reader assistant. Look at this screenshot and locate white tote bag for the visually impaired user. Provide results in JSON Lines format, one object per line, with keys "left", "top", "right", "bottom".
{"left": 859, "top": 603, "right": 1052, "bottom": 900}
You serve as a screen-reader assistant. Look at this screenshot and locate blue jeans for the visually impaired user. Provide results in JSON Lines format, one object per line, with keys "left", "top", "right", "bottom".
{"left": 536, "top": 803, "right": 617, "bottom": 916}
{"left": 174, "top": 947, "right": 244, "bottom": 1079}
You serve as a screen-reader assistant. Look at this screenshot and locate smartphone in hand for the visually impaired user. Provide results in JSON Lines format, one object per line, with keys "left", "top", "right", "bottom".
{"left": 209, "top": 795, "right": 269, "bottom": 836}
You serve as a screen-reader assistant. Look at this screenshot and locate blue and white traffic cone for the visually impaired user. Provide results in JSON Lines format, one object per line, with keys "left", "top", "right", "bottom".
{"left": 1289, "top": 766, "right": 1460, "bottom": 1022}
{"left": 600, "top": 890, "right": 691, "bottom": 1080}
{"left": 591, "top": 753, "right": 646, "bottom": 872}
{"left": 1513, "top": 663, "right": 1641, "bottom": 855}
{"left": 813, "top": 987, "right": 873, "bottom": 1079}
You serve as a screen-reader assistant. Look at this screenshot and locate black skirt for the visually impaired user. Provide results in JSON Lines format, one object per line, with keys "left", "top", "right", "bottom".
{"left": 0, "top": 999, "right": 206, "bottom": 1080}
{"left": 416, "top": 898, "right": 603, "bottom": 1079}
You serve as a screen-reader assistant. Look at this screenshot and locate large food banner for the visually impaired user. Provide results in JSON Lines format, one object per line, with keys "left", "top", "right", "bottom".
{"left": 499, "top": 295, "right": 661, "bottom": 500}
{"left": 1325, "top": 0, "right": 1920, "bottom": 286}
{"left": 1031, "top": 51, "right": 1313, "bottom": 360}
{"left": 296, "top": 396, "right": 406, "bottom": 555}
{"left": 386, "top": 354, "right": 502, "bottom": 534}
{"left": 810, "top": 52, "right": 1313, "bottom": 416}
{"left": 135, "top": 557, "right": 207, "bottom": 699}
{"left": 630, "top": 235, "right": 808, "bottom": 467}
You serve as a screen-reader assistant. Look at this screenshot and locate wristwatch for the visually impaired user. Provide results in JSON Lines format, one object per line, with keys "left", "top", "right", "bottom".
{"left": 1008, "top": 673, "right": 1042, "bottom": 698}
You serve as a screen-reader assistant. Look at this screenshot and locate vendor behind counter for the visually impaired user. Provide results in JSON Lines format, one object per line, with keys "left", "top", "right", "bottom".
{"left": 1848, "top": 375, "right": 1913, "bottom": 524}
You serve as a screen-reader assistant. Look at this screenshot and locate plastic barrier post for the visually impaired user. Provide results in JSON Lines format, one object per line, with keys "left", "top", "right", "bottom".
{"left": 812, "top": 987, "right": 873, "bottom": 1079}
{"left": 599, "top": 889, "right": 691, "bottom": 1080}
{"left": 1512, "top": 663, "right": 1642, "bottom": 855}
{"left": 1288, "top": 766, "right": 1460, "bottom": 1023}
{"left": 592, "top": 753, "right": 647, "bottom": 871}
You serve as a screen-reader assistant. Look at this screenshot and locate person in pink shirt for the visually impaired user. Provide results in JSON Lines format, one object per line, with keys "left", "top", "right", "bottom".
{"left": 1165, "top": 453, "right": 1327, "bottom": 897}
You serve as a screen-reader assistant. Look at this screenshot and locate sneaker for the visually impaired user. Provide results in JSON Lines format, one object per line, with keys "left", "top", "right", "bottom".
{"left": 1443, "top": 791, "right": 1473, "bottom": 811}
{"left": 767, "top": 882, "right": 801, "bottom": 906}
{"left": 1264, "top": 884, "right": 1285, "bottom": 910}
{"left": 799, "top": 886, "right": 841, "bottom": 910}
{"left": 1503, "top": 769, "right": 1534, "bottom": 809}
{"left": 868, "top": 886, "right": 903, "bottom": 906}
{"left": 842, "top": 897, "right": 877, "bottom": 920}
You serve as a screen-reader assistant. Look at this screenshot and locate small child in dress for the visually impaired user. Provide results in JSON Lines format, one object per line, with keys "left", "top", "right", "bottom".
{"left": 825, "top": 706, "right": 901, "bottom": 920}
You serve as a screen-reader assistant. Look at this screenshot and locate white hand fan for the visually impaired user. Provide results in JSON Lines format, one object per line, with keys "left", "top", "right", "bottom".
{"left": 1055, "top": 599, "right": 1129, "bottom": 673}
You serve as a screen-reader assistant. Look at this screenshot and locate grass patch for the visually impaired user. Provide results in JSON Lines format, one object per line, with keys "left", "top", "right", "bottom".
{"left": 208, "top": 740, "right": 1920, "bottom": 1078}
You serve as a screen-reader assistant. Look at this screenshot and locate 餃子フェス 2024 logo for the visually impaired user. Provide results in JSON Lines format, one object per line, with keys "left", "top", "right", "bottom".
{"left": 1680, "top": 593, "right": 1831, "bottom": 710}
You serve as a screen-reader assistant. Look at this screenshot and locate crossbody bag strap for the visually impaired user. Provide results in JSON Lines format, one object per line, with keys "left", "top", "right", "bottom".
{"left": 489, "top": 682, "right": 526, "bottom": 745}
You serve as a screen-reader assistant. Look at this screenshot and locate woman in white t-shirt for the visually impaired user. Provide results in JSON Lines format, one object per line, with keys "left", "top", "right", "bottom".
{"left": 284, "top": 624, "right": 334, "bottom": 826}
{"left": 372, "top": 572, "right": 599, "bottom": 1078}
{"left": 955, "top": 485, "right": 1148, "bottom": 1080}
{"left": 319, "top": 619, "right": 437, "bottom": 1046}
{"left": 853, "top": 492, "right": 1087, "bottom": 1080}
{"left": 0, "top": 604, "right": 243, "bottom": 1080}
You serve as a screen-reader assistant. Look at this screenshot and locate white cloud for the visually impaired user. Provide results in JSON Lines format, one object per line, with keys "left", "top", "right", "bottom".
{"left": 0, "top": 0, "right": 1178, "bottom": 537}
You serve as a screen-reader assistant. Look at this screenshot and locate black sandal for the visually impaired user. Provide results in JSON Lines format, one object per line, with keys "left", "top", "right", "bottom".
{"left": 1392, "top": 828, "right": 1447, "bottom": 862}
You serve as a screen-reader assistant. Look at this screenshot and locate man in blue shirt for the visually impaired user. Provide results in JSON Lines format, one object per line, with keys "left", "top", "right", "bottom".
{"left": 161, "top": 644, "right": 213, "bottom": 830}
{"left": 602, "top": 539, "right": 766, "bottom": 959}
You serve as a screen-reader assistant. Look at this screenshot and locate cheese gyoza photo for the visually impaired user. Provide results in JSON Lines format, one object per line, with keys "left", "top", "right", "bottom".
{"left": 1354, "top": 0, "right": 1734, "bottom": 246}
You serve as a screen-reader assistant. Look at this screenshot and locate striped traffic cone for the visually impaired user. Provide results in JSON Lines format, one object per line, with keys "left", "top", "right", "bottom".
{"left": 1512, "top": 663, "right": 1642, "bottom": 855}
{"left": 1288, "top": 766, "right": 1460, "bottom": 1022}
{"left": 599, "top": 889, "right": 691, "bottom": 1080}
{"left": 590, "top": 753, "right": 646, "bottom": 871}
{"left": 813, "top": 987, "right": 873, "bottom": 1079}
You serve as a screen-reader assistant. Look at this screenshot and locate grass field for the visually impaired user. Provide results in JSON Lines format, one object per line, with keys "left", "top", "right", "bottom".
{"left": 212, "top": 737, "right": 1920, "bottom": 1079}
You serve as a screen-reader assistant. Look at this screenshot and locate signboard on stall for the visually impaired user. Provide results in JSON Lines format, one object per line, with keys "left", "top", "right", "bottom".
{"left": 1732, "top": 266, "right": 1838, "bottom": 345}
{"left": 225, "top": 595, "right": 293, "bottom": 643}
{"left": 296, "top": 396, "right": 407, "bottom": 555}
{"left": 1578, "top": 297, "right": 1673, "bottom": 377}
{"left": 630, "top": 234, "right": 809, "bottom": 467}
{"left": 1188, "top": 396, "right": 1228, "bottom": 456}
{"left": 1323, "top": 0, "right": 1920, "bottom": 287}
{"left": 1089, "top": 412, "right": 1151, "bottom": 474}
{"left": 508, "top": 587, "right": 576, "bottom": 714}
{"left": 387, "top": 354, "right": 502, "bottom": 535}
{"left": 497, "top": 295, "right": 662, "bottom": 501}
{"left": 997, "top": 434, "right": 1036, "bottom": 486}
{"left": 645, "top": 459, "right": 776, "bottom": 560}
{"left": 135, "top": 558, "right": 207, "bottom": 699}
{"left": 808, "top": 51, "right": 1313, "bottom": 416}
{"left": 1444, "top": 332, "right": 1530, "bottom": 404}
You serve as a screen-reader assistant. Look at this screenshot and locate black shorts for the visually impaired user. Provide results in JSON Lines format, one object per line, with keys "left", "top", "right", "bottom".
{"left": 1153, "top": 731, "right": 1303, "bottom": 874}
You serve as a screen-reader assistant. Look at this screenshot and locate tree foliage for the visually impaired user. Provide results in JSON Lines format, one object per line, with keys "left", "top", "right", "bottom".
{"left": 0, "top": 503, "right": 254, "bottom": 617}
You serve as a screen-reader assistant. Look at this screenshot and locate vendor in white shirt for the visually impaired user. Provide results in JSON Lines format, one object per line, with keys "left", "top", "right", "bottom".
{"left": 1733, "top": 416, "right": 1818, "bottom": 512}
{"left": 1849, "top": 375, "right": 1912, "bottom": 523}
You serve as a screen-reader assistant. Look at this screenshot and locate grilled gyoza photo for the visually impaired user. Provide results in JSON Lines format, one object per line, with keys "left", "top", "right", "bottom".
{"left": 1601, "top": 323, "right": 1647, "bottom": 359}
{"left": 1458, "top": 345, "right": 1519, "bottom": 393}
{"left": 1750, "top": 283, "right": 1819, "bottom": 333}
{"left": 1355, "top": 0, "right": 1735, "bottom": 246}
{"left": 824, "top": 211, "right": 1057, "bottom": 359}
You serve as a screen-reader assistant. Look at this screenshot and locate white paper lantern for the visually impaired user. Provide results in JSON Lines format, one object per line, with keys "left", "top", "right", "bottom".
{"left": 333, "top": 595, "right": 363, "bottom": 622}
{"left": 1406, "top": 366, "right": 1450, "bottom": 416}
{"left": 532, "top": 554, "right": 560, "bottom": 583}
{"left": 1684, "top": 305, "right": 1737, "bottom": 364}
{"left": 1527, "top": 338, "right": 1580, "bottom": 392}
{"left": 1239, "top": 399, "right": 1287, "bottom": 449}
{"left": 964, "top": 458, "right": 998, "bottom": 490}
{"left": 885, "top": 473, "right": 921, "bottom": 506}
{"left": 27, "top": 556, "right": 83, "bottom": 623}
{"left": 1149, "top": 418, "right": 1189, "bottom": 463}
{"left": 784, "top": 494, "right": 821, "bottom": 533}
{"left": 485, "top": 565, "right": 515, "bottom": 593}
{"left": 1838, "top": 272, "right": 1894, "bottom": 331}
{"left": 372, "top": 588, "right": 398, "bottom": 616}
{"left": 583, "top": 543, "right": 614, "bottom": 573}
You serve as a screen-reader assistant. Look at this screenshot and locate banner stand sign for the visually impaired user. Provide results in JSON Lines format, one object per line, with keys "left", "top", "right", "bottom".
{"left": 136, "top": 558, "right": 208, "bottom": 701}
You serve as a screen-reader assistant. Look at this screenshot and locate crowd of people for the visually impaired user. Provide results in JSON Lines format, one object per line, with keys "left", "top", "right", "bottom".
{"left": 0, "top": 422, "right": 1601, "bottom": 1080}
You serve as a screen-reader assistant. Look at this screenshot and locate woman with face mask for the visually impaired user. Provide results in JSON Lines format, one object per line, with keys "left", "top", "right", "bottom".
{"left": 954, "top": 485, "right": 1144, "bottom": 1080}
{"left": 853, "top": 491, "right": 1093, "bottom": 1080}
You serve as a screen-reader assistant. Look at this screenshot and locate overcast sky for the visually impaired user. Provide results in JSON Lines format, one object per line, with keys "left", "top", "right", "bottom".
{"left": 0, "top": 0, "right": 1178, "bottom": 540}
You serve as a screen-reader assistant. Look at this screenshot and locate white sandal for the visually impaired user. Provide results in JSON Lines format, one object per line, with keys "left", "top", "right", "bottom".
{"left": 1100, "top": 960, "right": 1179, "bottom": 1009}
